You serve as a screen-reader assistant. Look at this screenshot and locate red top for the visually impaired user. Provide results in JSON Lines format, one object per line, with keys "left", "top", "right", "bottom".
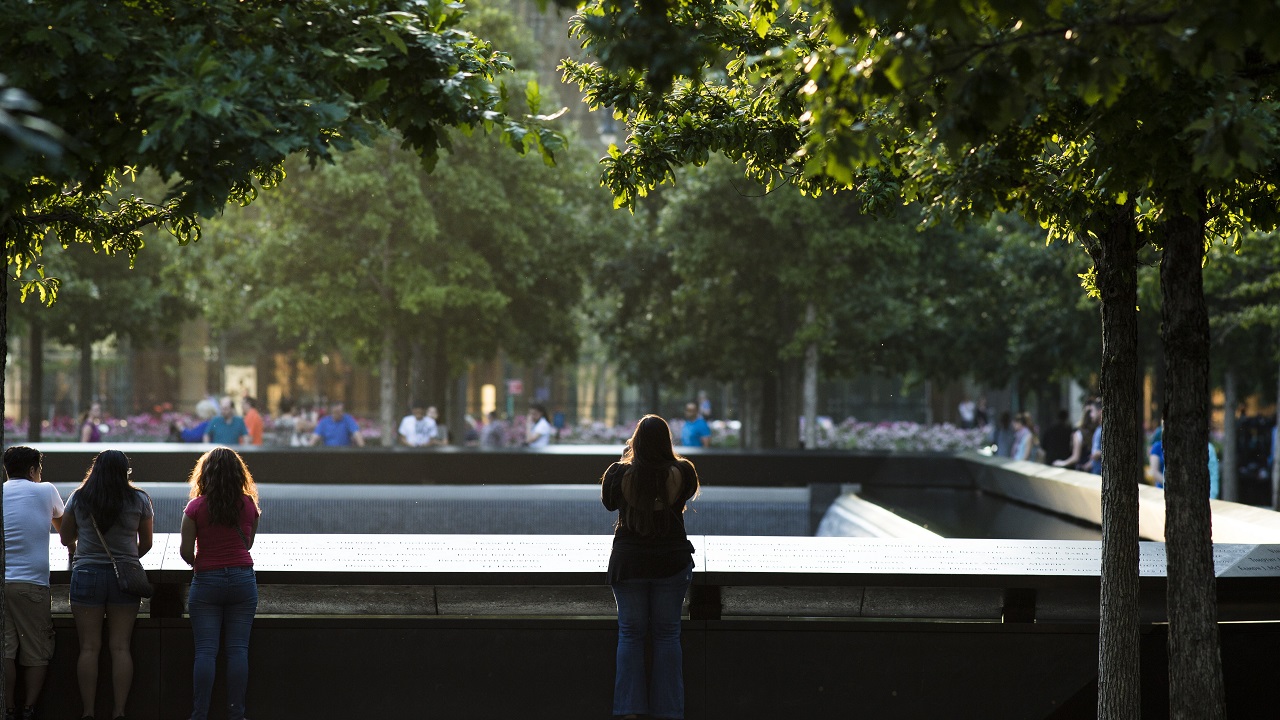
{"left": 184, "top": 495, "right": 259, "bottom": 572}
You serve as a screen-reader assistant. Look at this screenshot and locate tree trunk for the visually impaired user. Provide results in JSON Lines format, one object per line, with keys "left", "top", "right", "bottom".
{"left": 1084, "top": 207, "right": 1143, "bottom": 720}
{"left": 430, "top": 323, "right": 448, "bottom": 416}
{"left": 27, "top": 317, "right": 42, "bottom": 441}
{"left": 395, "top": 340, "right": 410, "bottom": 421}
{"left": 1221, "top": 369, "right": 1237, "bottom": 503}
{"left": 739, "top": 379, "right": 759, "bottom": 450}
{"left": 450, "top": 372, "right": 469, "bottom": 445}
{"left": 1, "top": 241, "right": 10, "bottom": 707}
{"left": 218, "top": 333, "right": 229, "bottom": 398}
{"left": 1160, "top": 211, "right": 1225, "bottom": 719}
{"left": 253, "top": 344, "right": 273, "bottom": 411}
{"left": 1038, "top": 380, "right": 1058, "bottom": 433}
{"left": 803, "top": 303, "right": 818, "bottom": 450}
{"left": 78, "top": 333, "right": 93, "bottom": 412}
{"left": 645, "top": 379, "right": 660, "bottom": 416}
{"left": 409, "top": 340, "right": 425, "bottom": 407}
{"left": 760, "top": 369, "right": 778, "bottom": 449}
{"left": 379, "top": 326, "right": 396, "bottom": 447}
{"left": 779, "top": 358, "right": 802, "bottom": 449}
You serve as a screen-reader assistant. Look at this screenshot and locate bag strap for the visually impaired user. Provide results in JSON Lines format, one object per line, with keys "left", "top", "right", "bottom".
{"left": 235, "top": 524, "right": 251, "bottom": 550}
{"left": 88, "top": 515, "right": 117, "bottom": 564}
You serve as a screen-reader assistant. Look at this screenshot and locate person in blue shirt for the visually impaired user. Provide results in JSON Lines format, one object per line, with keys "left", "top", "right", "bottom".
{"left": 1148, "top": 423, "right": 1220, "bottom": 499}
{"left": 183, "top": 421, "right": 209, "bottom": 443}
{"left": 1089, "top": 403, "right": 1104, "bottom": 475}
{"left": 1271, "top": 425, "right": 1278, "bottom": 477}
{"left": 680, "top": 403, "right": 711, "bottom": 448}
{"left": 203, "top": 398, "right": 248, "bottom": 445}
{"left": 311, "top": 402, "right": 365, "bottom": 447}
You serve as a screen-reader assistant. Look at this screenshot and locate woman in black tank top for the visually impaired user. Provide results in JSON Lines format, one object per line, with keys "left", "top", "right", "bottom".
{"left": 601, "top": 415, "right": 700, "bottom": 720}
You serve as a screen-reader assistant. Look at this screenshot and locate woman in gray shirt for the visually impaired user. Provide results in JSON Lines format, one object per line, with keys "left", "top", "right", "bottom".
{"left": 59, "top": 450, "right": 154, "bottom": 720}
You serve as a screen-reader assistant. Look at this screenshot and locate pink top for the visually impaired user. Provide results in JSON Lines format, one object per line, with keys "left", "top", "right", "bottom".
{"left": 184, "top": 495, "right": 259, "bottom": 572}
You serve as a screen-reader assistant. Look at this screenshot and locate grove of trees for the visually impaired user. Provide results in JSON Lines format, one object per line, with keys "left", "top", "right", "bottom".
{"left": 562, "top": 0, "right": 1280, "bottom": 717}
{"left": 2, "top": 0, "right": 1279, "bottom": 717}
{"left": 0, "top": 0, "right": 569, "bottom": 704}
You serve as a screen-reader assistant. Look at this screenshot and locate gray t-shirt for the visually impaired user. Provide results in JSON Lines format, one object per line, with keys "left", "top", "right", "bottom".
{"left": 65, "top": 489, "right": 154, "bottom": 568}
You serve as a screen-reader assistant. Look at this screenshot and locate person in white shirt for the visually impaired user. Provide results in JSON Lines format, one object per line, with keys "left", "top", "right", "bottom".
{"left": 3, "top": 446, "right": 64, "bottom": 720}
{"left": 398, "top": 403, "right": 440, "bottom": 447}
{"left": 526, "top": 404, "right": 553, "bottom": 448}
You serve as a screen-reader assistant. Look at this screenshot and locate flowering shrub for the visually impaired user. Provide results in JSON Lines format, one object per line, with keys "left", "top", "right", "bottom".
{"left": 4, "top": 412, "right": 210, "bottom": 442}
{"left": 575, "top": 417, "right": 986, "bottom": 452}
{"left": 556, "top": 421, "right": 632, "bottom": 445}
{"left": 5, "top": 410, "right": 987, "bottom": 452}
{"left": 818, "top": 418, "right": 987, "bottom": 452}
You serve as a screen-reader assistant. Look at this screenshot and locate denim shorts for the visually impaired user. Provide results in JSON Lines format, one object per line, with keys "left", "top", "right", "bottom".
{"left": 70, "top": 563, "right": 142, "bottom": 607}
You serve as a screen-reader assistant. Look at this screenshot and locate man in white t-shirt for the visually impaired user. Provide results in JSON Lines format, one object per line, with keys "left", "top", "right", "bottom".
{"left": 3, "top": 446, "right": 64, "bottom": 720}
{"left": 398, "top": 403, "right": 440, "bottom": 447}
{"left": 525, "top": 404, "right": 553, "bottom": 448}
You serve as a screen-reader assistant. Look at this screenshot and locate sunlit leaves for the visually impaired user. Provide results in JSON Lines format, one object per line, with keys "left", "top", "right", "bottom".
{"left": 565, "top": 0, "right": 1280, "bottom": 236}
{"left": 2, "top": 0, "right": 567, "bottom": 276}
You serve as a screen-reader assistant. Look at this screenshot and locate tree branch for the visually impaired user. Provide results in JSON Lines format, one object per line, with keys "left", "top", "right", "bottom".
{"left": 16, "top": 207, "right": 178, "bottom": 238}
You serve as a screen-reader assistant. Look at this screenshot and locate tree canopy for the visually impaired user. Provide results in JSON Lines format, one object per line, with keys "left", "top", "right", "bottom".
{"left": 1, "top": 0, "right": 565, "bottom": 276}
{"left": 561, "top": 2, "right": 1280, "bottom": 717}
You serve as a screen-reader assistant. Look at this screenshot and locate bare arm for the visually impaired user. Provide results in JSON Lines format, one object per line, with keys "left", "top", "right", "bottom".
{"left": 180, "top": 514, "right": 197, "bottom": 566}
{"left": 1054, "top": 432, "right": 1084, "bottom": 468}
{"left": 137, "top": 515, "right": 154, "bottom": 558}
{"left": 80, "top": 423, "right": 92, "bottom": 442}
{"left": 663, "top": 466, "right": 684, "bottom": 504}
{"left": 59, "top": 509, "right": 78, "bottom": 554}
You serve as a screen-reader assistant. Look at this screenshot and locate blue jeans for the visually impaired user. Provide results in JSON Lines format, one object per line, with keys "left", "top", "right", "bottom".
{"left": 188, "top": 567, "right": 257, "bottom": 720}
{"left": 611, "top": 563, "right": 693, "bottom": 719}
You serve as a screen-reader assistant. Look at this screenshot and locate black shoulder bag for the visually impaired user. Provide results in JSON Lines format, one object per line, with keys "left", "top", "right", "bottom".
{"left": 90, "top": 516, "right": 155, "bottom": 599}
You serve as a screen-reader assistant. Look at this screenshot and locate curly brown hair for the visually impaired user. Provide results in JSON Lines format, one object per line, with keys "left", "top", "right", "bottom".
{"left": 188, "top": 447, "right": 259, "bottom": 527}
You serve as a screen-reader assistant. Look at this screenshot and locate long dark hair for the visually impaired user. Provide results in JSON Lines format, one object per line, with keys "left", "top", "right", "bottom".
{"left": 76, "top": 449, "right": 147, "bottom": 530}
{"left": 611, "top": 415, "right": 699, "bottom": 536}
{"left": 188, "top": 447, "right": 259, "bottom": 527}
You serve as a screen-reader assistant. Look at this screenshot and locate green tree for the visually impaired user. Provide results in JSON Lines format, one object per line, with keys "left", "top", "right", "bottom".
{"left": 900, "top": 216, "right": 1103, "bottom": 419}
{"left": 1205, "top": 233, "right": 1280, "bottom": 503}
{"left": 0, "top": 0, "right": 563, "bottom": 700}
{"left": 593, "top": 159, "right": 920, "bottom": 446}
{"left": 564, "top": 1, "right": 1280, "bottom": 715}
{"left": 1, "top": 0, "right": 566, "bottom": 438}
{"left": 21, "top": 239, "right": 193, "bottom": 417}
{"left": 191, "top": 132, "right": 605, "bottom": 444}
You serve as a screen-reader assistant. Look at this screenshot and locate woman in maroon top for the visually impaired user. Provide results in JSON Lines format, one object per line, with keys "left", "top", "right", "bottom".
{"left": 179, "top": 447, "right": 260, "bottom": 720}
{"left": 601, "top": 415, "right": 700, "bottom": 720}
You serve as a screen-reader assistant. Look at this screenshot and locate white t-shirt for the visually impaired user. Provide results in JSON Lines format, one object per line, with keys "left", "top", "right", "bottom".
{"left": 399, "top": 414, "right": 438, "bottom": 446}
{"left": 527, "top": 417, "right": 553, "bottom": 448}
{"left": 3, "top": 480, "right": 64, "bottom": 586}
